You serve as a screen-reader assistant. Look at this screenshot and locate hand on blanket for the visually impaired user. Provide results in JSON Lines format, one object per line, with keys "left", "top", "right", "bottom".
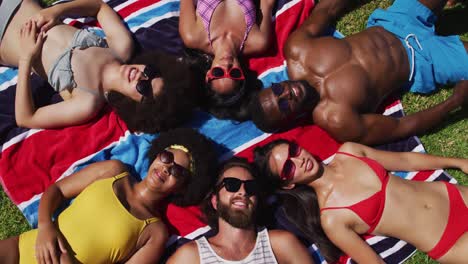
{"left": 36, "top": 223, "right": 69, "bottom": 264}
{"left": 19, "top": 20, "right": 46, "bottom": 62}
{"left": 32, "top": 7, "right": 61, "bottom": 33}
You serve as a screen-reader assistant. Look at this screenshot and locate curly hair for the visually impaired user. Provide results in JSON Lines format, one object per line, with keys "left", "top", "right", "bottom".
{"left": 201, "top": 157, "right": 266, "bottom": 232}
{"left": 147, "top": 127, "right": 218, "bottom": 206}
{"left": 107, "top": 51, "right": 201, "bottom": 133}
{"left": 179, "top": 48, "right": 261, "bottom": 121}
{"left": 254, "top": 139, "right": 342, "bottom": 263}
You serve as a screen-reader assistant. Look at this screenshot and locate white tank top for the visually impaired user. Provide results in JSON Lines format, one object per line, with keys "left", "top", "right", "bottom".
{"left": 195, "top": 228, "right": 278, "bottom": 264}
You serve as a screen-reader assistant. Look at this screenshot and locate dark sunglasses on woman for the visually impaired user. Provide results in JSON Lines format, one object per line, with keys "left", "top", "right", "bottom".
{"left": 271, "top": 83, "right": 290, "bottom": 113}
{"left": 216, "top": 177, "right": 259, "bottom": 196}
{"left": 280, "top": 142, "right": 301, "bottom": 181}
{"left": 137, "top": 65, "right": 161, "bottom": 102}
{"left": 158, "top": 150, "right": 190, "bottom": 179}
{"left": 206, "top": 66, "right": 245, "bottom": 82}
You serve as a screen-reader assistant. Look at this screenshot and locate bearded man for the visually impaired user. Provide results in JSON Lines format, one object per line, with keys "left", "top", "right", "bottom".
{"left": 167, "top": 157, "right": 314, "bottom": 264}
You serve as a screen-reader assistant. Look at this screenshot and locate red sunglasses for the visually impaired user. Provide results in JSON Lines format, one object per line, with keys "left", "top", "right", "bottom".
{"left": 280, "top": 142, "right": 301, "bottom": 181}
{"left": 206, "top": 66, "right": 245, "bottom": 82}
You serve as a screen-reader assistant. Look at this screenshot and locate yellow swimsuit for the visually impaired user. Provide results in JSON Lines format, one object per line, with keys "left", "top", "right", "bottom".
{"left": 18, "top": 172, "right": 159, "bottom": 264}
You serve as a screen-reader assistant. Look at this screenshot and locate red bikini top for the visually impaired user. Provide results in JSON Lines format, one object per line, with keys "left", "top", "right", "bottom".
{"left": 320, "top": 152, "right": 389, "bottom": 234}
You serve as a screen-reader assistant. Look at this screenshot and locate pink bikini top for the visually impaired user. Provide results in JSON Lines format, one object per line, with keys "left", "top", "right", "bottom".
{"left": 196, "top": 0, "right": 256, "bottom": 50}
{"left": 320, "top": 152, "right": 390, "bottom": 233}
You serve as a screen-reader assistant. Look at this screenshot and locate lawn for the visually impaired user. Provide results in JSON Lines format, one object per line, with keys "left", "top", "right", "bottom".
{"left": 0, "top": 0, "right": 466, "bottom": 263}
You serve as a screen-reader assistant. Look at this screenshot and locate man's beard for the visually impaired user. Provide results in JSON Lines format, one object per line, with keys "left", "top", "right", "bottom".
{"left": 217, "top": 196, "right": 255, "bottom": 229}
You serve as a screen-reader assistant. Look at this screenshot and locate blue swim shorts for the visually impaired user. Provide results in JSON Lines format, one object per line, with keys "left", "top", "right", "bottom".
{"left": 367, "top": 0, "right": 468, "bottom": 94}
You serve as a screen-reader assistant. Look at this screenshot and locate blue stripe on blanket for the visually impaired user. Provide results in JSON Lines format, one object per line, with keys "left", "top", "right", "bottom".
{"left": 125, "top": 0, "right": 180, "bottom": 31}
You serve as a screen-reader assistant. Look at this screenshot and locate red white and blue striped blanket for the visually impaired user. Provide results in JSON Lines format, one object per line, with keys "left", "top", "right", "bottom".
{"left": 0, "top": 0, "right": 455, "bottom": 263}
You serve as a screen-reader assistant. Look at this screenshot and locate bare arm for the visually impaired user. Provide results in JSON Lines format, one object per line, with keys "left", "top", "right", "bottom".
{"left": 178, "top": 0, "right": 205, "bottom": 49}
{"left": 321, "top": 213, "right": 385, "bottom": 264}
{"left": 36, "top": 160, "right": 127, "bottom": 264}
{"left": 16, "top": 20, "right": 104, "bottom": 129}
{"left": 244, "top": 0, "right": 275, "bottom": 54}
{"left": 287, "top": 0, "right": 350, "bottom": 43}
{"left": 269, "top": 230, "right": 315, "bottom": 264}
{"left": 166, "top": 241, "right": 200, "bottom": 264}
{"left": 315, "top": 88, "right": 466, "bottom": 145}
{"left": 34, "top": 0, "right": 134, "bottom": 62}
{"left": 339, "top": 142, "right": 468, "bottom": 173}
{"left": 15, "top": 83, "right": 103, "bottom": 129}
{"left": 124, "top": 222, "right": 169, "bottom": 264}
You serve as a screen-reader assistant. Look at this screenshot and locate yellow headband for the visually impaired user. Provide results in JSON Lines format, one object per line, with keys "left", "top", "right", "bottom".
{"left": 168, "top": 144, "right": 194, "bottom": 173}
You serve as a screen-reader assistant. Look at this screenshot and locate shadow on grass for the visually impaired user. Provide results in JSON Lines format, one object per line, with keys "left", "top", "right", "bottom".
{"left": 437, "top": 5, "right": 468, "bottom": 36}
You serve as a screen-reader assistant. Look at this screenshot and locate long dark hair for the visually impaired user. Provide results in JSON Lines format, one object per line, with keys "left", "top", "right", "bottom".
{"left": 277, "top": 186, "right": 342, "bottom": 263}
{"left": 254, "top": 139, "right": 342, "bottom": 262}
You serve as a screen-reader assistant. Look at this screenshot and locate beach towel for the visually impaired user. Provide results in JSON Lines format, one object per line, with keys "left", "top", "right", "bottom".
{"left": 0, "top": 0, "right": 456, "bottom": 263}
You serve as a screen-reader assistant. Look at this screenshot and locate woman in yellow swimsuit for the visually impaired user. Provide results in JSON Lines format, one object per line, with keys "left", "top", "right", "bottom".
{"left": 0, "top": 127, "right": 218, "bottom": 264}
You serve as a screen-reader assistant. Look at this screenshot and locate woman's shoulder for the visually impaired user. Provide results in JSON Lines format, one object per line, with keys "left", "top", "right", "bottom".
{"left": 336, "top": 142, "right": 366, "bottom": 156}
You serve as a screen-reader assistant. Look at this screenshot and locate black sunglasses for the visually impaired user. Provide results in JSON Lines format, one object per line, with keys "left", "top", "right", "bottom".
{"left": 271, "top": 83, "right": 290, "bottom": 113}
{"left": 216, "top": 177, "right": 259, "bottom": 196}
{"left": 158, "top": 150, "right": 190, "bottom": 179}
{"left": 136, "top": 65, "right": 161, "bottom": 102}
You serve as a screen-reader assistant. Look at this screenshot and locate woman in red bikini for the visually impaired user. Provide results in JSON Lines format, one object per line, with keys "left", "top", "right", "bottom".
{"left": 254, "top": 139, "right": 468, "bottom": 263}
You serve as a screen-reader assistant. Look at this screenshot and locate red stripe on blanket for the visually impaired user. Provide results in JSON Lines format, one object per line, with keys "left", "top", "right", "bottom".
{"left": 237, "top": 126, "right": 341, "bottom": 162}
{"left": 247, "top": 0, "right": 315, "bottom": 75}
{"left": 411, "top": 170, "right": 436, "bottom": 182}
{"left": 166, "top": 204, "right": 205, "bottom": 236}
{"left": 67, "top": 0, "right": 158, "bottom": 28}
{"left": 0, "top": 109, "right": 127, "bottom": 204}
{"left": 114, "top": 0, "right": 161, "bottom": 18}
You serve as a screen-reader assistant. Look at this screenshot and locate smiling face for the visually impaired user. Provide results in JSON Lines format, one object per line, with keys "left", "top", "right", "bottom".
{"left": 257, "top": 80, "right": 316, "bottom": 128}
{"left": 118, "top": 64, "right": 165, "bottom": 102}
{"left": 212, "top": 166, "right": 258, "bottom": 229}
{"left": 268, "top": 143, "right": 320, "bottom": 187}
{"left": 145, "top": 148, "right": 190, "bottom": 195}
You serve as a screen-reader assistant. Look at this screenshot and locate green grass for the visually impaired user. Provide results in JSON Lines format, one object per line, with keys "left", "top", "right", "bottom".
{"left": 338, "top": 1, "right": 468, "bottom": 263}
{"left": 0, "top": 1, "right": 467, "bottom": 263}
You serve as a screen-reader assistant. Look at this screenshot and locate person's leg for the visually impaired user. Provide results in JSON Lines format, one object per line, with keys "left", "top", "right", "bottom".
{"left": 418, "top": 0, "right": 448, "bottom": 16}
{"left": 0, "top": 236, "right": 20, "bottom": 264}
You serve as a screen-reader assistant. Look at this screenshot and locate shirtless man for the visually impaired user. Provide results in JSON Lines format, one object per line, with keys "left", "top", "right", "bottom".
{"left": 250, "top": 0, "right": 468, "bottom": 145}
